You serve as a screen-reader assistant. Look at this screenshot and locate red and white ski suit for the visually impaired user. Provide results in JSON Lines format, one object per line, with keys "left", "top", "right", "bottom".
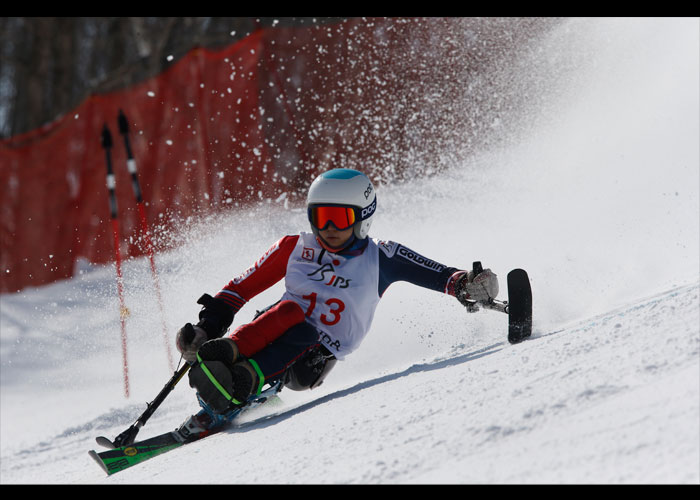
{"left": 212, "top": 232, "right": 466, "bottom": 381}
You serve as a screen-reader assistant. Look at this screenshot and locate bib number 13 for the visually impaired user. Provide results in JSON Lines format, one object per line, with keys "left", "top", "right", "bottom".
{"left": 302, "top": 292, "right": 345, "bottom": 326}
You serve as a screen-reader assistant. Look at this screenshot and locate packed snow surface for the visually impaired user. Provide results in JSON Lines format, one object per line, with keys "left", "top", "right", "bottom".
{"left": 1, "top": 18, "right": 698, "bottom": 484}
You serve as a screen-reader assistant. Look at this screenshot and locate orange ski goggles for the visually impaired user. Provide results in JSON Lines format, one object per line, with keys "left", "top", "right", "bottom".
{"left": 308, "top": 205, "right": 357, "bottom": 231}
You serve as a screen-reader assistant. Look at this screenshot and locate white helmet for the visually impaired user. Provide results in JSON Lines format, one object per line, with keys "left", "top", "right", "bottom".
{"left": 307, "top": 168, "right": 377, "bottom": 239}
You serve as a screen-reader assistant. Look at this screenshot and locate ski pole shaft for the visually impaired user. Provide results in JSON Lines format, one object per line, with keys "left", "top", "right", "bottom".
{"left": 102, "top": 124, "right": 130, "bottom": 398}
{"left": 117, "top": 110, "right": 174, "bottom": 371}
{"left": 481, "top": 298, "right": 509, "bottom": 314}
{"left": 110, "top": 363, "right": 191, "bottom": 448}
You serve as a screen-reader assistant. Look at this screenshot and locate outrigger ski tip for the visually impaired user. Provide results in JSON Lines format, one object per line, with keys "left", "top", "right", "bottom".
{"left": 470, "top": 263, "right": 533, "bottom": 344}
{"left": 95, "top": 435, "right": 116, "bottom": 449}
{"left": 505, "top": 268, "right": 532, "bottom": 344}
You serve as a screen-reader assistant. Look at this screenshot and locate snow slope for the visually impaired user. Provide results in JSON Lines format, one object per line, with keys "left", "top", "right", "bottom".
{"left": 1, "top": 17, "right": 698, "bottom": 484}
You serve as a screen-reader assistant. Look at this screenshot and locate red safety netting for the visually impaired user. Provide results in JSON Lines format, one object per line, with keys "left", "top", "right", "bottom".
{"left": 1, "top": 18, "right": 543, "bottom": 293}
{"left": 0, "top": 28, "right": 274, "bottom": 293}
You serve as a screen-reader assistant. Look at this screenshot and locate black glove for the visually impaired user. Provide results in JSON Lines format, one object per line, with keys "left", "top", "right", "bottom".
{"left": 195, "top": 293, "right": 235, "bottom": 339}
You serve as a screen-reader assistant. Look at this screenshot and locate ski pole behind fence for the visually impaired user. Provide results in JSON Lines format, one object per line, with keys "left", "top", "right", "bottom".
{"left": 117, "top": 110, "right": 174, "bottom": 372}
{"left": 101, "top": 124, "right": 130, "bottom": 398}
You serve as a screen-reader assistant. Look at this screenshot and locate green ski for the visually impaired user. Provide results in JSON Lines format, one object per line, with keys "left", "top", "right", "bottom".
{"left": 89, "top": 430, "right": 191, "bottom": 475}
{"left": 90, "top": 380, "right": 283, "bottom": 476}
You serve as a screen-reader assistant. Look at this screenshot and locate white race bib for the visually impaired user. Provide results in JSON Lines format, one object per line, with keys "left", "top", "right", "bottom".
{"left": 281, "top": 232, "right": 380, "bottom": 359}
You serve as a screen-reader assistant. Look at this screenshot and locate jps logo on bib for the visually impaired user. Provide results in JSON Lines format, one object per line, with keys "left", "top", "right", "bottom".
{"left": 306, "top": 263, "right": 352, "bottom": 288}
